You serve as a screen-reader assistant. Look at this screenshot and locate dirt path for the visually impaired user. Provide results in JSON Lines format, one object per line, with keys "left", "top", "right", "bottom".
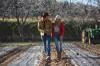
{"left": 1, "top": 42, "right": 99, "bottom": 66}
{"left": 39, "top": 45, "right": 72, "bottom": 66}
{"left": 63, "top": 43, "right": 100, "bottom": 66}
{"left": 0, "top": 46, "right": 31, "bottom": 66}
{"left": 74, "top": 42, "right": 100, "bottom": 56}
{"left": 0, "top": 44, "right": 72, "bottom": 66}
{"left": 7, "top": 46, "right": 43, "bottom": 66}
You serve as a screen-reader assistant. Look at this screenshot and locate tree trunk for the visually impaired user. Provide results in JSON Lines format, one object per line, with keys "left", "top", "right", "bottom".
{"left": 2, "top": 13, "right": 5, "bottom": 22}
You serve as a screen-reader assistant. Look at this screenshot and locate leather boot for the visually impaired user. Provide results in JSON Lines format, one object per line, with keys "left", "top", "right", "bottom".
{"left": 57, "top": 52, "right": 61, "bottom": 62}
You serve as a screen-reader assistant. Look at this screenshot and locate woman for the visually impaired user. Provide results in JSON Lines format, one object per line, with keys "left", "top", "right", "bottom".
{"left": 52, "top": 15, "right": 64, "bottom": 61}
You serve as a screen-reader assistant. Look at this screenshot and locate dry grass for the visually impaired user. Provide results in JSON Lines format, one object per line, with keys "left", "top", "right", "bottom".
{"left": 0, "top": 17, "right": 38, "bottom": 23}
{"left": 74, "top": 42, "right": 100, "bottom": 56}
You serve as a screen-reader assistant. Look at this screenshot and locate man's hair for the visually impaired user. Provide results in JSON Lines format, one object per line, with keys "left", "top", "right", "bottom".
{"left": 42, "top": 12, "right": 49, "bottom": 18}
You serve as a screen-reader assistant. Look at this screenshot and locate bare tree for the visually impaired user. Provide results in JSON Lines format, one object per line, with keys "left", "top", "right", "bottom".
{"left": 0, "top": 0, "right": 12, "bottom": 21}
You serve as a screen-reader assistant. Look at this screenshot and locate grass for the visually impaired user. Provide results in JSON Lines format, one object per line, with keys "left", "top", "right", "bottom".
{"left": 0, "top": 42, "right": 56, "bottom": 47}
{"left": 0, "top": 17, "right": 39, "bottom": 23}
{"left": 74, "top": 42, "right": 100, "bottom": 55}
{"left": 0, "top": 42, "right": 34, "bottom": 47}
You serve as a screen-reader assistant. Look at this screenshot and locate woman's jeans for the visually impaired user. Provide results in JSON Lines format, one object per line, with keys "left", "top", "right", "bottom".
{"left": 54, "top": 33, "right": 62, "bottom": 54}
{"left": 41, "top": 34, "right": 51, "bottom": 56}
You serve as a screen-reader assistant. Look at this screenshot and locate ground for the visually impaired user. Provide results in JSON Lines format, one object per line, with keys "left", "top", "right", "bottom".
{"left": 74, "top": 42, "right": 100, "bottom": 56}
{"left": 39, "top": 45, "right": 72, "bottom": 66}
{"left": 0, "top": 42, "right": 100, "bottom": 66}
{"left": 63, "top": 43, "right": 100, "bottom": 66}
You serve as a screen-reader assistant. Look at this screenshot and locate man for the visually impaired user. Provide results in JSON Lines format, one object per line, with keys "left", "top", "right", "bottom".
{"left": 38, "top": 12, "right": 52, "bottom": 61}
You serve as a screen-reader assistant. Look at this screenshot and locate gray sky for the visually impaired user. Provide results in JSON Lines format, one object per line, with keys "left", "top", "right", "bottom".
{"left": 56, "top": 0, "right": 97, "bottom": 5}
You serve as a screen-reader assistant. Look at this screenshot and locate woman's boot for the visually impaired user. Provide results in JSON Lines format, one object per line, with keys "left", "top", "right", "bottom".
{"left": 56, "top": 52, "right": 61, "bottom": 62}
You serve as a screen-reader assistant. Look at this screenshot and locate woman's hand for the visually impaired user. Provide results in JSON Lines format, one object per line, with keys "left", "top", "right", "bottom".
{"left": 60, "top": 36, "right": 63, "bottom": 41}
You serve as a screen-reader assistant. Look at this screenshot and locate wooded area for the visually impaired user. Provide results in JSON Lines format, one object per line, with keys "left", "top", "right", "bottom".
{"left": 0, "top": 0, "right": 100, "bottom": 42}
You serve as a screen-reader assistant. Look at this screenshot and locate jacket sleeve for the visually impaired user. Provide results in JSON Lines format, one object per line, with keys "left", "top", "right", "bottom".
{"left": 37, "top": 21, "right": 44, "bottom": 32}
{"left": 60, "top": 22, "right": 64, "bottom": 37}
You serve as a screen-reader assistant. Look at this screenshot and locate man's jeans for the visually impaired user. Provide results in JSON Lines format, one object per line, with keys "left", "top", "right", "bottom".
{"left": 41, "top": 35, "right": 51, "bottom": 56}
{"left": 54, "top": 33, "right": 62, "bottom": 54}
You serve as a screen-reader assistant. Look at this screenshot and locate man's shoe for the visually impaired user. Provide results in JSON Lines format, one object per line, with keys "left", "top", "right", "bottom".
{"left": 43, "top": 51, "right": 48, "bottom": 60}
{"left": 46, "top": 56, "right": 51, "bottom": 62}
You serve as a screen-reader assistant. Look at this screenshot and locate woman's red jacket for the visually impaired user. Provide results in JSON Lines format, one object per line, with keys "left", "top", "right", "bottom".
{"left": 52, "top": 21, "right": 64, "bottom": 38}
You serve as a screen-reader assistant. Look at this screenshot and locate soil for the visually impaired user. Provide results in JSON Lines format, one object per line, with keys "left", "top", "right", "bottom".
{"left": 39, "top": 44, "right": 73, "bottom": 66}
{"left": 74, "top": 42, "right": 100, "bottom": 56}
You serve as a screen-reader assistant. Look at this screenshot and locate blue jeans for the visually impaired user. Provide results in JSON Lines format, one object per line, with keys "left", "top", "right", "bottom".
{"left": 41, "top": 34, "right": 51, "bottom": 56}
{"left": 54, "top": 33, "right": 62, "bottom": 53}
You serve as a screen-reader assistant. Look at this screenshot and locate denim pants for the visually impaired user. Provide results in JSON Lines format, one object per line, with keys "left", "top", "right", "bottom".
{"left": 41, "top": 34, "right": 51, "bottom": 56}
{"left": 54, "top": 33, "right": 62, "bottom": 53}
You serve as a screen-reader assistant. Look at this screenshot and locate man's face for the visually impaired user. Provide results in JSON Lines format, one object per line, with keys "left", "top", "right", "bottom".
{"left": 43, "top": 16, "right": 48, "bottom": 20}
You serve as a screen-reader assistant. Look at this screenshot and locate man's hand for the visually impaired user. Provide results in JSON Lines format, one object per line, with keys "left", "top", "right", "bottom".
{"left": 39, "top": 30, "right": 44, "bottom": 33}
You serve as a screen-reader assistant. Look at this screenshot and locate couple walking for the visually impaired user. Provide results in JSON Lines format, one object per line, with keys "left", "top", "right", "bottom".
{"left": 38, "top": 12, "right": 64, "bottom": 62}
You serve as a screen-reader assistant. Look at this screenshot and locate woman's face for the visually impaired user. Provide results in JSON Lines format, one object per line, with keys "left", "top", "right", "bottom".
{"left": 55, "top": 19, "right": 61, "bottom": 25}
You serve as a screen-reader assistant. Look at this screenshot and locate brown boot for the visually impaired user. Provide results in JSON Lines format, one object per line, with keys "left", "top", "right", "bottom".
{"left": 58, "top": 52, "right": 61, "bottom": 59}
{"left": 56, "top": 53, "right": 61, "bottom": 62}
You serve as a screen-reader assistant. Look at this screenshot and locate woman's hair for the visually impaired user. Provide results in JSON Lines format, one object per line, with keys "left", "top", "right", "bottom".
{"left": 54, "top": 15, "right": 61, "bottom": 21}
{"left": 54, "top": 15, "right": 61, "bottom": 24}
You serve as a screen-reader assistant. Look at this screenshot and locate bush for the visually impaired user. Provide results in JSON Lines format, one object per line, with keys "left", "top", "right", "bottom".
{"left": 0, "top": 21, "right": 39, "bottom": 42}
{"left": 0, "top": 20, "right": 95, "bottom": 42}
{"left": 64, "top": 20, "right": 95, "bottom": 41}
